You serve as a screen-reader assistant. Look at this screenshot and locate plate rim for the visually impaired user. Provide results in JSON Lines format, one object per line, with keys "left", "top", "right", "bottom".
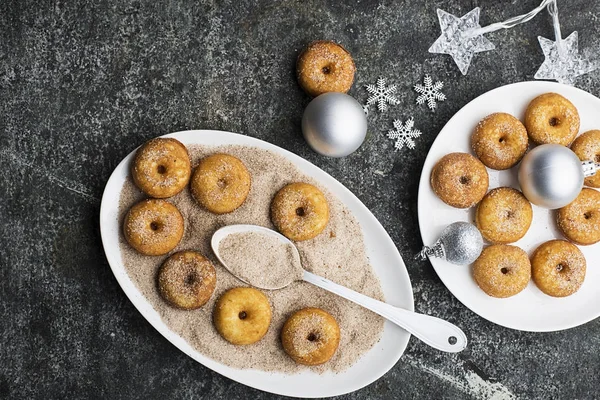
{"left": 100, "top": 129, "right": 415, "bottom": 398}
{"left": 417, "top": 80, "right": 600, "bottom": 332}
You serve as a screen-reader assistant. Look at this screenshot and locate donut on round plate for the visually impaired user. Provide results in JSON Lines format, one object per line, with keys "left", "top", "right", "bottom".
{"left": 524, "top": 93, "right": 580, "bottom": 146}
{"left": 471, "top": 113, "right": 528, "bottom": 170}
{"left": 557, "top": 188, "right": 600, "bottom": 245}
{"left": 430, "top": 152, "right": 489, "bottom": 208}
{"left": 531, "top": 240, "right": 586, "bottom": 297}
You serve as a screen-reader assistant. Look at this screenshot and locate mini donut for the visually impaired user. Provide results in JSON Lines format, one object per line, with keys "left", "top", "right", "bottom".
{"left": 472, "top": 245, "right": 531, "bottom": 298}
{"left": 190, "top": 154, "right": 251, "bottom": 214}
{"left": 524, "top": 93, "right": 580, "bottom": 146}
{"left": 271, "top": 182, "right": 329, "bottom": 241}
{"left": 157, "top": 251, "right": 217, "bottom": 310}
{"left": 296, "top": 40, "right": 356, "bottom": 97}
{"left": 471, "top": 113, "right": 528, "bottom": 170}
{"left": 123, "top": 199, "right": 184, "bottom": 256}
{"left": 531, "top": 240, "right": 586, "bottom": 297}
{"left": 430, "top": 153, "right": 489, "bottom": 209}
{"left": 213, "top": 287, "right": 272, "bottom": 345}
{"left": 570, "top": 130, "right": 600, "bottom": 187}
{"left": 281, "top": 307, "right": 340, "bottom": 366}
{"left": 476, "top": 187, "right": 533, "bottom": 244}
{"left": 557, "top": 188, "right": 600, "bottom": 245}
{"left": 131, "top": 138, "right": 191, "bottom": 198}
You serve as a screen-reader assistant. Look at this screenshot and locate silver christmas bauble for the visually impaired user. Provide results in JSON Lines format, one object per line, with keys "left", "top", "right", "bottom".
{"left": 302, "top": 92, "right": 367, "bottom": 157}
{"left": 518, "top": 144, "right": 583, "bottom": 209}
{"left": 418, "top": 222, "right": 483, "bottom": 265}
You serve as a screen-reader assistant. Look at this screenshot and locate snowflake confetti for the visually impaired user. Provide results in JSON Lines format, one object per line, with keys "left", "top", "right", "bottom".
{"left": 414, "top": 75, "right": 446, "bottom": 111}
{"left": 387, "top": 118, "right": 422, "bottom": 150}
{"left": 429, "top": 8, "right": 495, "bottom": 75}
{"left": 534, "top": 32, "right": 597, "bottom": 85}
{"left": 365, "top": 78, "right": 400, "bottom": 112}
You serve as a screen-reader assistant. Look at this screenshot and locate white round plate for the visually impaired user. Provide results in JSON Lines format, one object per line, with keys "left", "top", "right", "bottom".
{"left": 418, "top": 81, "right": 600, "bottom": 332}
{"left": 100, "top": 130, "right": 414, "bottom": 398}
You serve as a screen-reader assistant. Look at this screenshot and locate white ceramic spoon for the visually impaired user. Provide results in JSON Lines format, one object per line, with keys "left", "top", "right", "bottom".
{"left": 211, "top": 224, "right": 467, "bottom": 353}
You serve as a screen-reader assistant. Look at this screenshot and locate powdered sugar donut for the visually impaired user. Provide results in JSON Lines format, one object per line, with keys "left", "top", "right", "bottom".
{"left": 471, "top": 113, "right": 528, "bottom": 170}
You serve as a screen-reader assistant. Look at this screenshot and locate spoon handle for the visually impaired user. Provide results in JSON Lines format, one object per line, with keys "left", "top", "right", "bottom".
{"left": 302, "top": 271, "right": 467, "bottom": 353}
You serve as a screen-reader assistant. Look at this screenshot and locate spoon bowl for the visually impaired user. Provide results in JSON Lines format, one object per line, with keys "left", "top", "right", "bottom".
{"left": 212, "top": 224, "right": 467, "bottom": 353}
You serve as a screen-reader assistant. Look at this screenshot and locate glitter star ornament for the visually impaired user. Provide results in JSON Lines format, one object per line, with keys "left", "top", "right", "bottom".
{"left": 534, "top": 32, "right": 597, "bottom": 85}
{"left": 429, "top": 8, "right": 495, "bottom": 75}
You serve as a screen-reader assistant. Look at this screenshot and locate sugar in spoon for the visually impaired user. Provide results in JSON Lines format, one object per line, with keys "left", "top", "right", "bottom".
{"left": 211, "top": 224, "right": 467, "bottom": 353}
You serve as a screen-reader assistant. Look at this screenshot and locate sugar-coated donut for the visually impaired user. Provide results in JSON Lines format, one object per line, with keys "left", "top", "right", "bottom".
{"left": 571, "top": 130, "right": 600, "bottom": 188}
{"left": 430, "top": 153, "right": 489, "bottom": 208}
{"left": 213, "top": 287, "right": 272, "bottom": 345}
{"left": 123, "top": 199, "right": 184, "bottom": 256}
{"left": 131, "top": 138, "right": 191, "bottom": 198}
{"left": 476, "top": 187, "right": 533, "bottom": 244}
{"left": 158, "top": 251, "right": 217, "bottom": 310}
{"left": 271, "top": 182, "right": 329, "bottom": 241}
{"left": 557, "top": 188, "right": 600, "bottom": 245}
{"left": 471, "top": 113, "right": 528, "bottom": 170}
{"left": 190, "top": 154, "right": 251, "bottom": 214}
{"left": 472, "top": 245, "right": 531, "bottom": 298}
{"left": 281, "top": 307, "right": 340, "bottom": 366}
{"left": 531, "top": 240, "right": 586, "bottom": 297}
{"left": 296, "top": 40, "right": 355, "bottom": 97}
{"left": 524, "top": 93, "right": 580, "bottom": 146}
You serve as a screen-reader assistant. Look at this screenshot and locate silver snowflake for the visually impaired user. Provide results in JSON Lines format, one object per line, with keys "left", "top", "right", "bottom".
{"left": 414, "top": 75, "right": 446, "bottom": 111}
{"left": 388, "top": 118, "right": 422, "bottom": 150}
{"left": 534, "top": 32, "right": 597, "bottom": 85}
{"left": 365, "top": 78, "right": 399, "bottom": 112}
{"left": 429, "top": 8, "right": 495, "bottom": 75}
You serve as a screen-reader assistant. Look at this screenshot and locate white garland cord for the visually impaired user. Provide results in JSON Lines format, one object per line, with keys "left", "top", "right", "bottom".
{"left": 547, "top": 0, "right": 565, "bottom": 56}
{"left": 467, "top": 0, "right": 554, "bottom": 38}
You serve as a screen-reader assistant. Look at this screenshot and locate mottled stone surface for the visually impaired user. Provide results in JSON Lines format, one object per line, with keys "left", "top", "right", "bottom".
{"left": 1, "top": 0, "right": 599, "bottom": 398}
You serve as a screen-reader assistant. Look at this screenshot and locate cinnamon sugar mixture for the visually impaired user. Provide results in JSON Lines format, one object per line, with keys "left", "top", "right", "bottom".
{"left": 118, "top": 144, "right": 385, "bottom": 373}
{"left": 218, "top": 232, "right": 303, "bottom": 290}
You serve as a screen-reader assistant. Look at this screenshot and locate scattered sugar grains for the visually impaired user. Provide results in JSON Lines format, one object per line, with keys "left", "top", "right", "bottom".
{"left": 118, "top": 144, "right": 385, "bottom": 374}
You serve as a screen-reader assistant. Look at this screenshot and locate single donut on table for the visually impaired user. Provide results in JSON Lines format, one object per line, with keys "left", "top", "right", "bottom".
{"left": 471, "top": 113, "right": 528, "bottom": 170}
{"left": 557, "top": 188, "right": 600, "bottom": 245}
{"left": 281, "top": 307, "right": 340, "bottom": 366}
{"left": 524, "top": 93, "right": 580, "bottom": 146}
{"left": 476, "top": 187, "right": 533, "bottom": 244}
{"left": 190, "top": 154, "right": 251, "bottom": 214}
{"left": 571, "top": 130, "right": 600, "bottom": 188}
{"left": 531, "top": 240, "right": 586, "bottom": 297}
{"left": 132, "top": 138, "right": 191, "bottom": 198}
{"left": 213, "top": 287, "right": 272, "bottom": 345}
{"left": 472, "top": 245, "right": 531, "bottom": 298}
{"left": 296, "top": 40, "right": 355, "bottom": 97}
{"left": 157, "top": 251, "right": 217, "bottom": 310}
{"left": 430, "top": 153, "right": 489, "bottom": 209}
{"left": 271, "top": 182, "right": 329, "bottom": 241}
{"left": 123, "top": 199, "right": 184, "bottom": 256}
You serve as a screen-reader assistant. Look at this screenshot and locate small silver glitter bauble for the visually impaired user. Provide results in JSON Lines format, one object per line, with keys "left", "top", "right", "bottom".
{"left": 302, "top": 92, "right": 367, "bottom": 157}
{"left": 418, "top": 222, "right": 483, "bottom": 265}
{"left": 518, "top": 144, "right": 584, "bottom": 209}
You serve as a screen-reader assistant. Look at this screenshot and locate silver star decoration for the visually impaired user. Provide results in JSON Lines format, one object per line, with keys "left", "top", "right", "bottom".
{"left": 534, "top": 32, "right": 598, "bottom": 85}
{"left": 429, "top": 8, "right": 495, "bottom": 75}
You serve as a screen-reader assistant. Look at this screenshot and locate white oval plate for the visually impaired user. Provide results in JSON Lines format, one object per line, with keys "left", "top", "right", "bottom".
{"left": 418, "top": 81, "right": 600, "bottom": 332}
{"left": 100, "top": 130, "right": 414, "bottom": 398}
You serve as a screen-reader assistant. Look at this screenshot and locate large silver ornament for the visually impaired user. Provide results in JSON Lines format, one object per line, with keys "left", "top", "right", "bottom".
{"left": 418, "top": 222, "right": 483, "bottom": 265}
{"left": 518, "top": 144, "right": 600, "bottom": 209}
{"left": 302, "top": 92, "right": 368, "bottom": 157}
